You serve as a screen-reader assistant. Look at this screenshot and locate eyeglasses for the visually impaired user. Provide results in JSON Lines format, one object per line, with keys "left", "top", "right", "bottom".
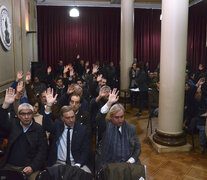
{"left": 19, "top": 112, "right": 33, "bottom": 116}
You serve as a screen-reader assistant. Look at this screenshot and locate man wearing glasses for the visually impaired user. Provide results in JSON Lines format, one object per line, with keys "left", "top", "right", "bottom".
{"left": 0, "top": 88, "right": 48, "bottom": 180}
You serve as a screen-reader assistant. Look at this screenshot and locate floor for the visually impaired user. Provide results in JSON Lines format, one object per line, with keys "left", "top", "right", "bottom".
{"left": 125, "top": 106, "right": 207, "bottom": 180}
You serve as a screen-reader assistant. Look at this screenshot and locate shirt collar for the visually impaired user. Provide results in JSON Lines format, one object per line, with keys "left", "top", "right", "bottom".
{"left": 20, "top": 120, "right": 33, "bottom": 133}
{"left": 64, "top": 124, "right": 73, "bottom": 129}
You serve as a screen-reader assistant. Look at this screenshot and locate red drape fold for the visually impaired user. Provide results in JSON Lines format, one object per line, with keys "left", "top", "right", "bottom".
{"left": 37, "top": 4, "right": 206, "bottom": 72}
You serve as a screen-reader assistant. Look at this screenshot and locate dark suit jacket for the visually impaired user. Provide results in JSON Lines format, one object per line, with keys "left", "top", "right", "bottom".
{"left": 0, "top": 107, "right": 48, "bottom": 171}
{"left": 42, "top": 112, "right": 91, "bottom": 167}
{"left": 136, "top": 70, "right": 148, "bottom": 92}
{"left": 76, "top": 110, "right": 91, "bottom": 137}
{"left": 96, "top": 111, "right": 141, "bottom": 169}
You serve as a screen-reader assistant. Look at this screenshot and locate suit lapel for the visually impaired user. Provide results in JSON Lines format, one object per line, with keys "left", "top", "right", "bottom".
{"left": 71, "top": 122, "right": 78, "bottom": 149}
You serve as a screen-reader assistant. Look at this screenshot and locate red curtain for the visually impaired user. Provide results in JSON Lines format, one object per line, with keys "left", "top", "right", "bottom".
{"left": 37, "top": 5, "right": 206, "bottom": 71}
{"left": 37, "top": 6, "right": 120, "bottom": 68}
{"left": 187, "top": 2, "right": 207, "bottom": 72}
{"left": 134, "top": 9, "right": 161, "bottom": 70}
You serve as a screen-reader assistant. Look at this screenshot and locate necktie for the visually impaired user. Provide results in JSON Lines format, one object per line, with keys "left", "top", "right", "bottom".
{"left": 66, "top": 127, "right": 71, "bottom": 165}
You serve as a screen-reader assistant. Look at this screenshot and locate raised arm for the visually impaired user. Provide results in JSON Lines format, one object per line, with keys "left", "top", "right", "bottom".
{"left": 0, "top": 88, "right": 16, "bottom": 131}
{"left": 45, "top": 88, "right": 58, "bottom": 113}
{"left": 13, "top": 81, "right": 24, "bottom": 114}
{"left": 106, "top": 88, "right": 119, "bottom": 107}
{"left": 2, "top": 88, "right": 16, "bottom": 109}
{"left": 42, "top": 88, "right": 58, "bottom": 133}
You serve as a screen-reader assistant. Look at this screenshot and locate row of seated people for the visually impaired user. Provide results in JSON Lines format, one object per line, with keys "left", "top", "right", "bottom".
{"left": 0, "top": 63, "right": 142, "bottom": 180}
{"left": 146, "top": 63, "right": 207, "bottom": 153}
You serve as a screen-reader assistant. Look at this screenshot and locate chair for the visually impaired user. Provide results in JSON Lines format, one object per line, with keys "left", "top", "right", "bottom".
{"left": 0, "top": 170, "right": 27, "bottom": 180}
{"left": 35, "top": 169, "right": 50, "bottom": 180}
{"left": 96, "top": 163, "right": 146, "bottom": 180}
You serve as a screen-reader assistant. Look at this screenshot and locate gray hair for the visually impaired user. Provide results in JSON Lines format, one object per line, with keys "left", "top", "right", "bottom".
{"left": 109, "top": 103, "right": 125, "bottom": 117}
{"left": 74, "top": 84, "right": 83, "bottom": 96}
{"left": 18, "top": 103, "right": 34, "bottom": 114}
{"left": 102, "top": 85, "right": 111, "bottom": 91}
{"left": 60, "top": 106, "right": 75, "bottom": 118}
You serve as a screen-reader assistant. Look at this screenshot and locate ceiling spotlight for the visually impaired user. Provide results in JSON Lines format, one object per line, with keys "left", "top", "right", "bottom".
{"left": 69, "top": 8, "right": 79, "bottom": 17}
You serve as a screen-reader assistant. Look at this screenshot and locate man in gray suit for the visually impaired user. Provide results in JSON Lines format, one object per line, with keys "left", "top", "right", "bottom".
{"left": 96, "top": 89, "right": 141, "bottom": 170}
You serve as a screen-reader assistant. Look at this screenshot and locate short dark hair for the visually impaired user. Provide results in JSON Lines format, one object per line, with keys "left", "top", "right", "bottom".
{"left": 70, "top": 93, "right": 83, "bottom": 104}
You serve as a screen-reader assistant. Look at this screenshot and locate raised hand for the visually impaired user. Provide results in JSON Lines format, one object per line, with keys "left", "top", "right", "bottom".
{"left": 25, "top": 71, "right": 31, "bottom": 84}
{"left": 99, "top": 86, "right": 105, "bottom": 98}
{"left": 107, "top": 88, "right": 119, "bottom": 107}
{"left": 47, "top": 66, "right": 52, "bottom": 75}
{"left": 97, "top": 74, "right": 102, "bottom": 82}
{"left": 198, "top": 64, "right": 204, "bottom": 71}
{"left": 86, "top": 68, "right": 90, "bottom": 74}
{"left": 196, "top": 77, "right": 205, "bottom": 87}
{"left": 3, "top": 88, "right": 16, "bottom": 109}
{"left": 92, "top": 65, "right": 99, "bottom": 74}
{"left": 16, "top": 71, "right": 24, "bottom": 82}
{"left": 67, "top": 84, "right": 75, "bottom": 95}
{"left": 63, "top": 65, "right": 69, "bottom": 74}
{"left": 46, "top": 88, "right": 57, "bottom": 106}
{"left": 68, "top": 64, "right": 73, "bottom": 71}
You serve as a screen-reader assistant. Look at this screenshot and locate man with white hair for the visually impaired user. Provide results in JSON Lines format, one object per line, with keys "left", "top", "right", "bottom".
{"left": 96, "top": 89, "right": 141, "bottom": 170}
{"left": 0, "top": 88, "right": 48, "bottom": 180}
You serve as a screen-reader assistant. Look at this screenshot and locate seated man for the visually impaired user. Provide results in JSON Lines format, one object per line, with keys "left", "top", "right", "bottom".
{"left": 96, "top": 89, "right": 141, "bottom": 170}
{"left": 0, "top": 88, "right": 48, "bottom": 180}
{"left": 42, "top": 88, "right": 92, "bottom": 173}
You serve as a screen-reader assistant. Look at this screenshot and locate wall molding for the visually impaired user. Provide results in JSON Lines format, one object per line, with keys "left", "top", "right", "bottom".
{"left": 0, "top": 79, "right": 15, "bottom": 87}
{"left": 0, "top": 90, "right": 6, "bottom": 99}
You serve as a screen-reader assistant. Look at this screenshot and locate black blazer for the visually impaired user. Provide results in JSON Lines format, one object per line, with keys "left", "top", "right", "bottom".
{"left": 42, "top": 112, "right": 91, "bottom": 167}
{"left": 76, "top": 110, "right": 91, "bottom": 137}
{"left": 0, "top": 107, "right": 48, "bottom": 171}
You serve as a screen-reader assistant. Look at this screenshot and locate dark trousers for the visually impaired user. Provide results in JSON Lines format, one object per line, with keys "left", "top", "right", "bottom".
{"left": 138, "top": 91, "right": 148, "bottom": 113}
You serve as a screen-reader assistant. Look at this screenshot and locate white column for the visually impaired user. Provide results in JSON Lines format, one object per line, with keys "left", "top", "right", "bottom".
{"left": 154, "top": 0, "right": 189, "bottom": 146}
{"left": 120, "top": 0, "right": 134, "bottom": 90}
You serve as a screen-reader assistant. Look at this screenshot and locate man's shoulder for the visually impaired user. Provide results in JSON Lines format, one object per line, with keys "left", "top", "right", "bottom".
{"left": 77, "top": 109, "right": 89, "bottom": 116}
{"left": 74, "top": 121, "right": 87, "bottom": 131}
{"left": 125, "top": 121, "right": 136, "bottom": 130}
{"left": 31, "top": 121, "right": 45, "bottom": 132}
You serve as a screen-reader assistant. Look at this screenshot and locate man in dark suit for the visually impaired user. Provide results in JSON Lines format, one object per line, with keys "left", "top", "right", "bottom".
{"left": 69, "top": 93, "right": 91, "bottom": 138}
{"left": 0, "top": 88, "right": 48, "bottom": 180}
{"left": 42, "top": 88, "right": 91, "bottom": 173}
{"left": 96, "top": 89, "right": 141, "bottom": 170}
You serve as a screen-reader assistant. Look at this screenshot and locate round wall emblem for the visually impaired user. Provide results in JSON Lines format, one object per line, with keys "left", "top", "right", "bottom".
{"left": 0, "top": 5, "right": 12, "bottom": 51}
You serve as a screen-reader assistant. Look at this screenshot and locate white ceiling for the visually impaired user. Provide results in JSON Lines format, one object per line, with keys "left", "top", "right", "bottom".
{"left": 36, "top": 0, "right": 203, "bottom": 9}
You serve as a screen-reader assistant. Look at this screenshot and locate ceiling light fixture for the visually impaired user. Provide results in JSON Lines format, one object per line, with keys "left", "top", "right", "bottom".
{"left": 69, "top": 7, "right": 79, "bottom": 17}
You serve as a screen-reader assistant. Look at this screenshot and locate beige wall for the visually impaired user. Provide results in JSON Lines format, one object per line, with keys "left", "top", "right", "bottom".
{"left": 0, "top": 0, "right": 37, "bottom": 103}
